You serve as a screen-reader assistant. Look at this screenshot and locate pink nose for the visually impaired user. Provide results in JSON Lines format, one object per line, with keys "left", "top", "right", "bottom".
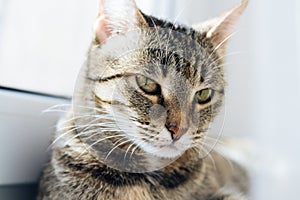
{"left": 165, "top": 122, "right": 188, "bottom": 141}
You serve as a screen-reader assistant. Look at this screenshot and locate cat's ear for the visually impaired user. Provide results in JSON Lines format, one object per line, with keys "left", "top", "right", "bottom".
{"left": 193, "top": 0, "right": 248, "bottom": 49}
{"left": 94, "top": 0, "right": 147, "bottom": 43}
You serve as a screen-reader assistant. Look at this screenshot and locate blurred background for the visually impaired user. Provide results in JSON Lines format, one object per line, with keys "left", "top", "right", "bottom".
{"left": 0, "top": 0, "right": 300, "bottom": 199}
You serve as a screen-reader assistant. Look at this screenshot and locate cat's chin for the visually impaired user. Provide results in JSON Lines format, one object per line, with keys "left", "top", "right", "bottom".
{"left": 141, "top": 142, "right": 190, "bottom": 159}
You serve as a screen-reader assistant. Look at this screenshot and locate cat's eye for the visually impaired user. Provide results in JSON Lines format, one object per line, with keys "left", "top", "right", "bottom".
{"left": 195, "top": 88, "right": 214, "bottom": 104}
{"left": 136, "top": 75, "right": 160, "bottom": 94}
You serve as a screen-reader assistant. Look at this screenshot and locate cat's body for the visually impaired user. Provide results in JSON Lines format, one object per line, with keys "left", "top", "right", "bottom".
{"left": 38, "top": 115, "right": 248, "bottom": 200}
{"left": 38, "top": 1, "right": 249, "bottom": 199}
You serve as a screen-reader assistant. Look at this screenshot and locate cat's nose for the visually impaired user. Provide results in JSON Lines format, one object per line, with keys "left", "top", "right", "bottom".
{"left": 165, "top": 122, "right": 188, "bottom": 141}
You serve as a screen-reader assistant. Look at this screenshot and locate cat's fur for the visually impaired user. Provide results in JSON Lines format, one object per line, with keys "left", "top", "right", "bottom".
{"left": 38, "top": 0, "right": 249, "bottom": 199}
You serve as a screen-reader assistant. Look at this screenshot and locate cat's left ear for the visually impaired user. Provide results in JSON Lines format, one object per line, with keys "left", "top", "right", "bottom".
{"left": 193, "top": 0, "right": 248, "bottom": 50}
{"left": 94, "top": 0, "right": 147, "bottom": 43}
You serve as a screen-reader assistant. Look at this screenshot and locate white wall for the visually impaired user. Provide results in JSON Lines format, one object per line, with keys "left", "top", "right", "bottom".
{"left": 0, "top": 0, "right": 98, "bottom": 96}
{"left": 249, "top": 1, "right": 300, "bottom": 199}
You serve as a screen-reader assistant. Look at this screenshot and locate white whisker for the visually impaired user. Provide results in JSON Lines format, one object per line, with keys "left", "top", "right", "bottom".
{"left": 163, "top": 0, "right": 193, "bottom": 71}
{"left": 203, "top": 32, "right": 237, "bottom": 67}
{"left": 123, "top": 142, "right": 136, "bottom": 161}
{"left": 77, "top": 134, "right": 127, "bottom": 158}
{"left": 130, "top": 140, "right": 146, "bottom": 158}
{"left": 104, "top": 138, "right": 132, "bottom": 161}
{"left": 206, "top": 51, "right": 245, "bottom": 70}
{"left": 42, "top": 104, "right": 71, "bottom": 114}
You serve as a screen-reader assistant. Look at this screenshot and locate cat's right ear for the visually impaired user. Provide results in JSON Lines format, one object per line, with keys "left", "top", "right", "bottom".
{"left": 94, "top": 0, "right": 147, "bottom": 43}
{"left": 193, "top": 0, "right": 248, "bottom": 52}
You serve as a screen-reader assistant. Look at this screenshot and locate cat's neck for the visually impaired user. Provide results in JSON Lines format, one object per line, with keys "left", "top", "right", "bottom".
{"left": 53, "top": 111, "right": 205, "bottom": 187}
{"left": 54, "top": 138, "right": 204, "bottom": 188}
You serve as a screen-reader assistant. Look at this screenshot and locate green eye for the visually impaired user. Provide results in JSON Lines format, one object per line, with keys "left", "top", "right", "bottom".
{"left": 136, "top": 75, "right": 160, "bottom": 94}
{"left": 195, "top": 88, "right": 214, "bottom": 104}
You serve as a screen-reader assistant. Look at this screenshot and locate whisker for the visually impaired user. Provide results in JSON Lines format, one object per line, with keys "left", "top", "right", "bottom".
{"left": 42, "top": 104, "right": 71, "bottom": 114}
{"left": 194, "top": 144, "right": 217, "bottom": 170}
{"left": 64, "top": 123, "right": 127, "bottom": 145}
{"left": 202, "top": 135, "right": 224, "bottom": 145}
{"left": 57, "top": 120, "right": 95, "bottom": 132}
{"left": 206, "top": 51, "right": 246, "bottom": 70}
{"left": 148, "top": 17, "right": 163, "bottom": 59}
{"left": 57, "top": 114, "right": 115, "bottom": 129}
{"left": 214, "top": 147, "right": 234, "bottom": 172}
{"left": 49, "top": 121, "right": 120, "bottom": 150}
{"left": 63, "top": 128, "right": 102, "bottom": 146}
{"left": 163, "top": 0, "right": 193, "bottom": 71}
{"left": 203, "top": 32, "right": 237, "bottom": 67}
{"left": 104, "top": 138, "right": 132, "bottom": 161}
{"left": 123, "top": 142, "right": 136, "bottom": 161}
{"left": 130, "top": 140, "right": 146, "bottom": 159}
{"left": 77, "top": 134, "right": 127, "bottom": 158}
{"left": 43, "top": 103, "right": 106, "bottom": 114}
{"left": 47, "top": 124, "right": 91, "bottom": 150}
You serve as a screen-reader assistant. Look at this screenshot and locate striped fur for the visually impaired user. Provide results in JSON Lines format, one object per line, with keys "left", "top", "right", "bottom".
{"left": 38, "top": 0, "right": 249, "bottom": 199}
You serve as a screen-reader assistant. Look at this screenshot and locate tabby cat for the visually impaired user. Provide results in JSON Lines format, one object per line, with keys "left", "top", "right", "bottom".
{"left": 38, "top": 0, "right": 249, "bottom": 199}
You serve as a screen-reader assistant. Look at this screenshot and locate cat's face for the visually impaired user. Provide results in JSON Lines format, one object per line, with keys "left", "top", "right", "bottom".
{"left": 87, "top": 28, "right": 224, "bottom": 158}
{"left": 74, "top": 0, "right": 247, "bottom": 159}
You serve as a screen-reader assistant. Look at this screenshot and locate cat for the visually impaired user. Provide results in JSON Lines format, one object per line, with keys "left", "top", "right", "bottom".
{"left": 38, "top": 0, "right": 249, "bottom": 199}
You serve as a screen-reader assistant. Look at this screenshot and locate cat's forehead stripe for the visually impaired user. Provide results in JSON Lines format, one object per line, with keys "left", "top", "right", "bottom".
{"left": 145, "top": 48, "right": 196, "bottom": 80}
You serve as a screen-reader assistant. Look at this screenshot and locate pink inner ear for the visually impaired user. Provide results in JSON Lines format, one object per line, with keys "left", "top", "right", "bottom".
{"left": 95, "top": 0, "right": 111, "bottom": 43}
{"left": 95, "top": 14, "right": 111, "bottom": 43}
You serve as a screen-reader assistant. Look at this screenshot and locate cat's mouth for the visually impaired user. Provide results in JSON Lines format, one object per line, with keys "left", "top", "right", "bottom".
{"left": 150, "top": 142, "right": 189, "bottom": 158}
{"left": 139, "top": 133, "right": 192, "bottom": 159}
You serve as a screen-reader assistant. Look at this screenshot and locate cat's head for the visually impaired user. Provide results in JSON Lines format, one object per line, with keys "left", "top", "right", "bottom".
{"left": 74, "top": 0, "right": 247, "bottom": 160}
